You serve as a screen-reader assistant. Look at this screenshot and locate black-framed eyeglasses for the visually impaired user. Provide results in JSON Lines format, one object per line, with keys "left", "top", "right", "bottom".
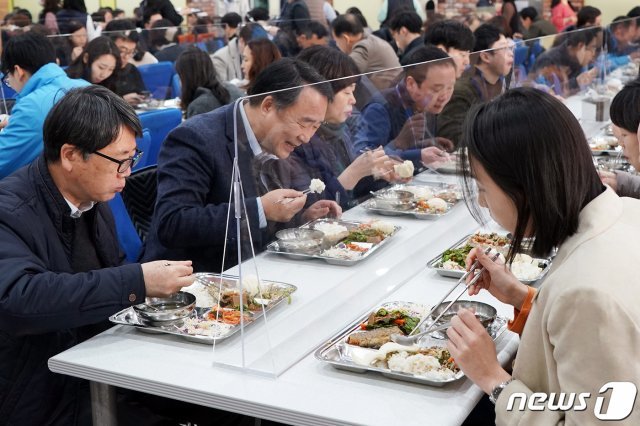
{"left": 93, "top": 149, "right": 143, "bottom": 173}
{"left": 2, "top": 72, "right": 11, "bottom": 89}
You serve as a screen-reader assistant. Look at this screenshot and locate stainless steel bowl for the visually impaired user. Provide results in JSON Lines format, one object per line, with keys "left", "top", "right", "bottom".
{"left": 275, "top": 228, "right": 324, "bottom": 254}
{"left": 430, "top": 300, "right": 497, "bottom": 330}
{"left": 374, "top": 190, "right": 414, "bottom": 210}
{"left": 133, "top": 292, "right": 196, "bottom": 323}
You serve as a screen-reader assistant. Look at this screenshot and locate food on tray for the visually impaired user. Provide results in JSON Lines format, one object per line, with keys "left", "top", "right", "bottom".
{"left": 343, "top": 222, "right": 393, "bottom": 245}
{"left": 205, "top": 307, "right": 253, "bottom": 325}
{"left": 320, "top": 246, "right": 365, "bottom": 259}
{"left": 352, "top": 342, "right": 459, "bottom": 380}
{"left": 441, "top": 244, "right": 473, "bottom": 270}
{"left": 361, "top": 307, "right": 420, "bottom": 335}
{"left": 509, "top": 254, "right": 544, "bottom": 281}
{"left": 369, "top": 220, "right": 395, "bottom": 235}
{"left": 435, "top": 190, "right": 461, "bottom": 203}
{"left": 467, "top": 232, "right": 510, "bottom": 251}
{"left": 394, "top": 160, "right": 415, "bottom": 178}
{"left": 415, "top": 197, "right": 448, "bottom": 214}
{"left": 347, "top": 326, "right": 403, "bottom": 349}
{"left": 313, "top": 221, "right": 349, "bottom": 244}
{"left": 309, "top": 178, "right": 326, "bottom": 193}
{"left": 590, "top": 136, "right": 619, "bottom": 151}
{"left": 179, "top": 318, "right": 234, "bottom": 337}
{"left": 403, "top": 185, "right": 434, "bottom": 200}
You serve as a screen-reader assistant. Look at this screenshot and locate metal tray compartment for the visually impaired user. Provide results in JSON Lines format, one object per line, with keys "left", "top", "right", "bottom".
{"left": 362, "top": 184, "right": 460, "bottom": 220}
{"left": 266, "top": 218, "right": 400, "bottom": 266}
{"left": 427, "top": 234, "right": 551, "bottom": 285}
{"left": 109, "top": 274, "right": 297, "bottom": 344}
{"left": 315, "top": 301, "right": 507, "bottom": 386}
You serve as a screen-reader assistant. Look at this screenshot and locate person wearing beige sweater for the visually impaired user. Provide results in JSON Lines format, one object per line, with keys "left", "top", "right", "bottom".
{"left": 448, "top": 87, "right": 640, "bottom": 425}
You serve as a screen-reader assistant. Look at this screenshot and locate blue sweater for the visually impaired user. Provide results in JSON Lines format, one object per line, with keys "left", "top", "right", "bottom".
{"left": 0, "top": 63, "right": 89, "bottom": 179}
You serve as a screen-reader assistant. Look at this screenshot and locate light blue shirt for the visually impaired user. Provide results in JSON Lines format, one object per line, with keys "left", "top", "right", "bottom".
{"left": 239, "top": 102, "right": 272, "bottom": 229}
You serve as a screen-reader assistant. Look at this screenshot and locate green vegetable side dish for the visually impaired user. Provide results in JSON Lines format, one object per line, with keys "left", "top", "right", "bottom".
{"left": 441, "top": 244, "right": 473, "bottom": 268}
{"left": 365, "top": 309, "right": 420, "bottom": 335}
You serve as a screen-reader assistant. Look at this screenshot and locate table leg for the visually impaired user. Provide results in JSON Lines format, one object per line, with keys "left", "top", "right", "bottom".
{"left": 90, "top": 381, "right": 118, "bottom": 426}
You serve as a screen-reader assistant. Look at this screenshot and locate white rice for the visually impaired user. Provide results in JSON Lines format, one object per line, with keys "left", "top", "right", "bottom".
{"left": 386, "top": 351, "right": 456, "bottom": 380}
{"left": 180, "top": 318, "right": 233, "bottom": 338}
{"left": 314, "top": 222, "right": 349, "bottom": 239}
{"left": 309, "top": 178, "right": 326, "bottom": 193}
{"left": 182, "top": 282, "right": 215, "bottom": 308}
{"left": 370, "top": 220, "right": 395, "bottom": 235}
{"left": 321, "top": 247, "right": 363, "bottom": 259}
{"left": 404, "top": 186, "right": 434, "bottom": 200}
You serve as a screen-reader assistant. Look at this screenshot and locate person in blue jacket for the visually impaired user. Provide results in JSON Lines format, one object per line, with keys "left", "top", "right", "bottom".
{"left": 0, "top": 85, "right": 194, "bottom": 424}
{"left": 0, "top": 31, "right": 89, "bottom": 179}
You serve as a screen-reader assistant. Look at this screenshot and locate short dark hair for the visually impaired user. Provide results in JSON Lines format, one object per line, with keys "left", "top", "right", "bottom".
{"left": 610, "top": 79, "right": 640, "bottom": 133}
{"left": 332, "top": 14, "right": 364, "bottom": 37}
{"left": 104, "top": 19, "right": 140, "bottom": 43}
{"left": 611, "top": 16, "right": 633, "bottom": 33}
{"left": 388, "top": 12, "right": 423, "bottom": 34}
{"left": 1, "top": 32, "right": 56, "bottom": 75}
{"left": 247, "top": 58, "right": 333, "bottom": 108}
{"left": 519, "top": 7, "right": 538, "bottom": 21}
{"left": 472, "top": 23, "right": 502, "bottom": 52}
{"left": 629, "top": 6, "right": 640, "bottom": 18}
{"left": 238, "top": 22, "right": 269, "bottom": 43}
{"left": 246, "top": 7, "right": 270, "bottom": 23}
{"left": 221, "top": 12, "right": 242, "bottom": 29}
{"left": 425, "top": 19, "right": 474, "bottom": 52}
{"left": 297, "top": 45, "right": 359, "bottom": 93}
{"left": 295, "top": 20, "right": 329, "bottom": 39}
{"left": 459, "top": 87, "right": 602, "bottom": 261}
{"left": 402, "top": 45, "right": 455, "bottom": 83}
{"left": 43, "top": 86, "right": 142, "bottom": 163}
{"left": 577, "top": 6, "right": 601, "bottom": 28}
{"left": 565, "top": 26, "right": 601, "bottom": 48}
{"left": 345, "top": 7, "right": 368, "bottom": 28}
{"left": 150, "top": 19, "right": 175, "bottom": 47}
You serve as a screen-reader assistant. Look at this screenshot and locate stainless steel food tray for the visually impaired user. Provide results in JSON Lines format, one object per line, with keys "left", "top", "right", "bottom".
{"left": 109, "top": 274, "right": 297, "bottom": 344}
{"left": 362, "top": 184, "right": 460, "bottom": 220}
{"left": 265, "top": 218, "right": 400, "bottom": 266}
{"left": 427, "top": 234, "right": 551, "bottom": 285}
{"left": 314, "top": 301, "right": 507, "bottom": 386}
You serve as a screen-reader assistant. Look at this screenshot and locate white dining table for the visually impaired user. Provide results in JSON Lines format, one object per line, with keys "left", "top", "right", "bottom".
{"left": 49, "top": 173, "right": 520, "bottom": 426}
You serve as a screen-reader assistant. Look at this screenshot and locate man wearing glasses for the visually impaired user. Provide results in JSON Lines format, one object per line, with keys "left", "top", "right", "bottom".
{"left": 0, "top": 32, "right": 89, "bottom": 179}
{"left": 0, "top": 86, "right": 194, "bottom": 424}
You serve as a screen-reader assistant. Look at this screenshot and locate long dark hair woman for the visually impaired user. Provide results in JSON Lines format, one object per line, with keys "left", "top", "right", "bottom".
{"left": 55, "top": 19, "right": 87, "bottom": 66}
{"left": 38, "top": 0, "right": 60, "bottom": 34}
{"left": 446, "top": 87, "right": 640, "bottom": 424}
{"left": 175, "top": 47, "right": 242, "bottom": 118}
{"left": 66, "top": 36, "right": 121, "bottom": 92}
{"left": 241, "top": 38, "right": 281, "bottom": 90}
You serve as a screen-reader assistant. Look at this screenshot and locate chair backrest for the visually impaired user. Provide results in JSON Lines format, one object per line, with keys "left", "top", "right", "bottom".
{"left": 514, "top": 45, "right": 529, "bottom": 67}
{"left": 137, "top": 61, "right": 174, "bottom": 100}
{"left": 121, "top": 165, "right": 158, "bottom": 242}
{"left": 108, "top": 193, "right": 142, "bottom": 262}
{"left": 134, "top": 129, "right": 152, "bottom": 171}
{"left": 138, "top": 108, "right": 182, "bottom": 166}
{"left": 171, "top": 74, "right": 181, "bottom": 99}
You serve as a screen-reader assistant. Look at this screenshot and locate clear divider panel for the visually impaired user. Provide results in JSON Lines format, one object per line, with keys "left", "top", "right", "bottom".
{"left": 210, "top": 46, "right": 494, "bottom": 376}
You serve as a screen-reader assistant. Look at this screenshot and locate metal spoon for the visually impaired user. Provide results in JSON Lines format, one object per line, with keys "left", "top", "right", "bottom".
{"left": 390, "top": 321, "right": 452, "bottom": 346}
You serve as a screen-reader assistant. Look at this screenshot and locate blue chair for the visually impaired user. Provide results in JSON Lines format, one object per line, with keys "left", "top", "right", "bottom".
{"left": 138, "top": 61, "right": 174, "bottom": 99}
{"left": 171, "top": 74, "right": 181, "bottom": 99}
{"left": 514, "top": 45, "right": 529, "bottom": 69}
{"left": 109, "top": 194, "right": 142, "bottom": 262}
{"left": 138, "top": 108, "right": 182, "bottom": 166}
{"left": 134, "top": 129, "right": 152, "bottom": 171}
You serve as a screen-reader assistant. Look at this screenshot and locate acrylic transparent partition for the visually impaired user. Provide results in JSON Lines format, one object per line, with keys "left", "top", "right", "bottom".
{"left": 205, "top": 44, "right": 516, "bottom": 377}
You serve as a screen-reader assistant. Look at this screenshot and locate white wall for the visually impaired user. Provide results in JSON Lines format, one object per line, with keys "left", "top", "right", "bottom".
{"left": 585, "top": 0, "right": 635, "bottom": 26}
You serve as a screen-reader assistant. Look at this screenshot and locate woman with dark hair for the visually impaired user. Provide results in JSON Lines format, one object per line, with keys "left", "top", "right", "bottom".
{"left": 38, "top": 0, "right": 60, "bottom": 34}
{"left": 241, "top": 38, "right": 282, "bottom": 90}
{"left": 55, "top": 19, "right": 87, "bottom": 66}
{"left": 66, "top": 36, "right": 120, "bottom": 92}
{"left": 500, "top": 0, "right": 520, "bottom": 38}
{"left": 57, "top": 0, "right": 97, "bottom": 39}
{"left": 445, "top": 87, "right": 640, "bottom": 424}
{"left": 551, "top": 0, "right": 577, "bottom": 32}
{"left": 599, "top": 79, "right": 640, "bottom": 198}
{"left": 291, "top": 45, "right": 394, "bottom": 207}
{"left": 175, "top": 47, "right": 243, "bottom": 118}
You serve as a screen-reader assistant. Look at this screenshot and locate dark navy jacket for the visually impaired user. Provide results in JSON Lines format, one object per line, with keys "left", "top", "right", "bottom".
{"left": 141, "top": 103, "right": 263, "bottom": 273}
{"left": 0, "top": 156, "right": 145, "bottom": 424}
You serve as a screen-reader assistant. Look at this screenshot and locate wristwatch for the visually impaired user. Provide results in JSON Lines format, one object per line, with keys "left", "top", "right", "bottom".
{"left": 489, "top": 378, "right": 514, "bottom": 404}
